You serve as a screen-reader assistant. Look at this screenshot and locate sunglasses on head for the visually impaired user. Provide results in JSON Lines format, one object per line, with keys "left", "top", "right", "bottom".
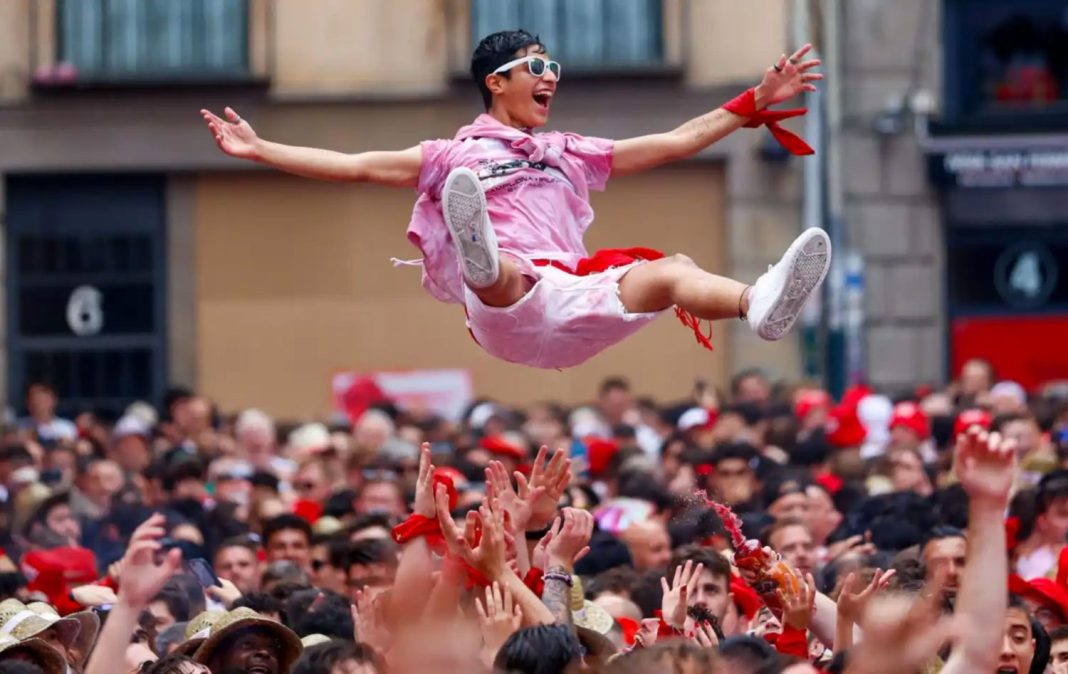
{"left": 493, "top": 55, "right": 562, "bottom": 80}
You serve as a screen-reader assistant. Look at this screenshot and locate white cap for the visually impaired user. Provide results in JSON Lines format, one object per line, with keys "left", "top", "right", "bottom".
{"left": 236, "top": 408, "right": 275, "bottom": 437}
{"left": 991, "top": 381, "right": 1027, "bottom": 405}
{"left": 113, "top": 414, "right": 150, "bottom": 440}
{"left": 857, "top": 394, "right": 893, "bottom": 459}
{"left": 677, "top": 407, "right": 713, "bottom": 432}
{"left": 288, "top": 423, "right": 331, "bottom": 454}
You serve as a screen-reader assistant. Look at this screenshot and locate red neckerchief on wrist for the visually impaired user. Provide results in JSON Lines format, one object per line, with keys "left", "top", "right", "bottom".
{"left": 391, "top": 471, "right": 459, "bottom": 555}
{"left": 722, "top": 88, "right": 815, "bottom": 156}
{"left": 523, "top": 567, "right": 545, "bottom": 597}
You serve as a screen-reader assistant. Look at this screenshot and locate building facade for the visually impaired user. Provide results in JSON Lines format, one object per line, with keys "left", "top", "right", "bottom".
{"left": 0, "top": 0, "right": 811, "bottom": 419}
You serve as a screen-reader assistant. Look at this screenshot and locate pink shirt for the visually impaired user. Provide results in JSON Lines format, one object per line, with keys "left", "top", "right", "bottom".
{"left": 406, "top": 114, "right": 614, "bottom": 304}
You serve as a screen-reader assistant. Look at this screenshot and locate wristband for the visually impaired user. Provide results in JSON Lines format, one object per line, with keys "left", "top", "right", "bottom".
{"left": 542, "top": 571, "right": 573, "bottom": 587}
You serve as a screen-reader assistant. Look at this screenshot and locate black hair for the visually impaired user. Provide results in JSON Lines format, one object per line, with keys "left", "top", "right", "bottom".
{"left": 262, "top": 514, "right": 313, "bottom": 547}
{"left": 161, "top": 460, "right": 206, "bottom": 492}
{"left": 291, "top": 640, "right": 383, "bottom": 674}
{"left": 141, "top": 653, "right": 201, "bottom": 674}
{"left": 599, "top": 376, "right": 631, "bottom": 396}
{"left": 250, "top": 471, "right": 280, "bottom": 492}
{"left": 730, "top": 368, "right": 768, "bottom": 397}
{"left": 324, "top": 489, "right": 358, "bottom": 519}
{"left": 24, "top": 380, "right": 56, "bottom": 397}
{"left": 718, "top": 635, "right": 780, "bottom": 668}
{"left": 668, "top": 545, "right": 732, "bottom": 584}
{"left": 150, "top": 583, "right": 192, "bottom": 624}
{"left": 1050, "top": 625, "right": 1068, "bottom": 643}
{"left": 0, "top": 663, "right": 45, "bottom": 674}
{"left": 0, "top": 444, "right": 34, "bottom": 465}
{"left": 347, "top": 538, "right": 398, "bottom": 570}
{"left": 587, "top": 566, "right": 639, "bottom": 598}
{"left": 349, "top": 512, "right": 393, "bottom": 536}
{"left": 493, "top": 624, "right": 583, "bottom": 674}
{"left": 233, "top": 591, "right": 283, "bottom": 616}
{"left": 712, "top": 441, "right": 759, "bottom": 467}
{"left": 284, "top": 589, "right": 355, "bottom": 640}
{"left": 470, "top": 30, "right": 544, "bottom": 110}
{"left": 918, "top": 524, "right": 966, "bottom": 552}
{"left": 630, "top": 570, "right": 667, "bottom": 619}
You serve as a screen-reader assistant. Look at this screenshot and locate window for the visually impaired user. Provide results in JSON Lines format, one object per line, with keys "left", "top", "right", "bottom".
{"left": 57, "top": 0, "right": 248, "bottom": 81}
{"left": 471, "top": 0, "right": 664, "bottom": 70}
{"left": 944, "top": 0, "right": 1068, "bottom": 128}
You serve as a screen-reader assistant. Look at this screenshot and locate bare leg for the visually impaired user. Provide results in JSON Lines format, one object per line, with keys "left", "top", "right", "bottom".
{"left": 471, "top": 256, "right": 534, "bottom": 308}
{"left": 618, "top": 254, "right": 750, "bottom": 319}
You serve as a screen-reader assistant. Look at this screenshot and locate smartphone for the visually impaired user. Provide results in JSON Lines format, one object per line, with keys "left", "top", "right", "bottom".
{"left": 186, "top": 558, "right": 222, "bottom": 588}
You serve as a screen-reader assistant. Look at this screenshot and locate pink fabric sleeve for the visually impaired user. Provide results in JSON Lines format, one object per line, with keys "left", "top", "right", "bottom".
{"left": 417, "top": 138, "right": 455, "bottom": 196}
{"left": 564, "top": 134, "right": 615, "bottom": 191}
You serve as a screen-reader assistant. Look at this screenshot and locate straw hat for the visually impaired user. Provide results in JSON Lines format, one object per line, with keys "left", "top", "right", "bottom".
{"left": 0, "top": 634, "right": 68, "bottom": 674}
{"left": 301, "top": 633, "right": 331, "bottom": 648}
{"left": 193, "top": 608, "right": 302, "bottom": 671}
{"left": 173, "top": 609, "right": 226, "bottom": 656}
{"left": 26, "top": 602, "right": 98, "bottom": 666}
{"left": 0, "top": 599, "right": 80, "bottom": 649}
{"left": 569, "top": 577, "right": 614, "bottom": 635}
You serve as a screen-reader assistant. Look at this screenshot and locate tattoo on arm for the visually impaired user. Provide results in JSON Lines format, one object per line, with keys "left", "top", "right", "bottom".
{"left": 679, "top": 109, "right": 733, "bottom": 148}
{"left": 541, "top": 565, "right": 573, "bottom": 627}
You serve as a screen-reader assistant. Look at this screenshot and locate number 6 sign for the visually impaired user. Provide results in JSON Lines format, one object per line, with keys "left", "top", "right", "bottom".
{"left": 66, "top": 285, "right": 104, "bottom": 336}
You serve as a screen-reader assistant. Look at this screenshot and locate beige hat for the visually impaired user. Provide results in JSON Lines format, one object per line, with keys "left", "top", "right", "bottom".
{"left": 193, "top": 607, "right": 302, "bottom": 671}
{"left": 0, "top": 599, "right": 80, "bottom": 649}
{"left": 301, "top": 633, "right": 331, "bottom": 648}
{"left": 173, "top": 609, "right": 226, "bottom": 656}
{"left": 26, "top": 602, "right": 98, "bottom": 666}
{"left": 0, "top": 633, "right": 67, "bottom": 674}
{"left": 569, "top": 577, "right": 614, "bottom": 635}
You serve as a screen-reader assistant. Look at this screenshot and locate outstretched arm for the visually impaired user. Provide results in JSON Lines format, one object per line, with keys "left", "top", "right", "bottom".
{"left": 611, "top": 45, "right": 821, "bottom": 177}
{"left": 201, "top": 107, "right": 422, "bottom": 187}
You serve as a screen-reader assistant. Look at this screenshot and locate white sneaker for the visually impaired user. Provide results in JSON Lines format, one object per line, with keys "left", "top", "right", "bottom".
{"left": 442, "top": 167, "right": 499, "bottom": 289}
{"left": 747, "top": 228, "right": 831, "bottom": 340}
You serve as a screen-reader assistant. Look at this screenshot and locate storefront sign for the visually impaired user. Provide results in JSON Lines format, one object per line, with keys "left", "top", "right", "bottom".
{"left": 930, "top": 148, "right": 1068, "bottom": 187}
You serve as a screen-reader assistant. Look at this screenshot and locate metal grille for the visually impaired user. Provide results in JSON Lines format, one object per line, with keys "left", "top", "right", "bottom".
{"left": 472, "top": 0, "right": 663, "bottom": 69}
{"left": 6, "top": 175, "right": 168, "bottom": 419}
{"left": 57, "top": 0, "right": 248, "bottom": 80}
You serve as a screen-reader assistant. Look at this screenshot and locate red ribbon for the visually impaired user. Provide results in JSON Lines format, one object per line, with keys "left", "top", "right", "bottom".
{"left": 722, "top": 89, "right": 815, "bottom": 156}
{"left": 390, "top": 472, "right": 460, "bottom": 555}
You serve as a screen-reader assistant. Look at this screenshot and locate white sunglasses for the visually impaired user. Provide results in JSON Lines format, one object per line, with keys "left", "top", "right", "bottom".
{"left": 492, "top": 55, "right": 562, "bottom": 80}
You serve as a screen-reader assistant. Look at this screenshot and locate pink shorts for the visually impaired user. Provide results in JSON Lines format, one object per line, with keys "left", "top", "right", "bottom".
{"left": 464, "top": 260, "right": 663, "bottom": 369}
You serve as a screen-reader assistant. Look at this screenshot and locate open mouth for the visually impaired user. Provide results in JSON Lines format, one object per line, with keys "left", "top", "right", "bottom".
{"left": 533, "top": 91, "right": 553, "bottom": 109}
{"left": 997, "top": 667, "right": 1019, "bottom": 674}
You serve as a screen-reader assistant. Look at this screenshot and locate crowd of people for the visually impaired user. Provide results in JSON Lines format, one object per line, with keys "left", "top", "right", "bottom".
{"left": 0, "top": 356, "right": 1064, "bottom": 673}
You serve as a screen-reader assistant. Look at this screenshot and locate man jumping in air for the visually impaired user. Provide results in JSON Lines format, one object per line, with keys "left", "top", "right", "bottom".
{"left": 202, "top": 30, "right": 828, "bottom": 369}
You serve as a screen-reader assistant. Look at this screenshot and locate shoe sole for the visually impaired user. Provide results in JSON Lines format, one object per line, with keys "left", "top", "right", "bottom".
{"left": 442, "top": 167, "right": 499, "bottom": 289}
{"left": 754, "top": 228, "right": 832, "bottom": 341}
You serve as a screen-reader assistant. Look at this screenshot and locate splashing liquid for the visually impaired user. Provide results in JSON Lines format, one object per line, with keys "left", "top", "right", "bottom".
{"left": 701, "top": 492, "right": 796, "bottom": 603}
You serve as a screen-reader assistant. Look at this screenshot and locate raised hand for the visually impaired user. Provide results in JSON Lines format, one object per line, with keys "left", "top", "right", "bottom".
{"left": 837, "top": 569, "right": 896, "bottom": 626}
{"left": 692, "top": 620, "right": 719, "bottom": 649}
{"left": 413, "top": 443, "right": 437, "bottom": 518}
{"left": 544, "top": 508, "right": 592, "bottom": 571}
{"left": 520, "top": 446, "right": 572, "bottom": 530}
{"left": 352, "top": 589, "right": 391, "bottom": 654}
{"left": 486, "top": 460, "right": 540, "bottom": 534}
{"left": 954, "top": 428, "right": 1017, "bottom": 505}
{"left": 200, "top": 106, "right": 261, "bottom": 160}
{"left": 755, "top": 43, "right": 823, "bottom": 108}
{"left": 661, "top": 560, "right": 704, "bottom": 630}
{"left": 205, "top": 577, "right": 243, "bottom": 609}
{"left": 435, "top": 486, "right": 508, "bottom": 578}
{"left": 116, "top": 513, "right": 183, "bottom": 609}
{"left": 845, "top": 592, "right": 961, "bottom": 674}
{"left": 476, "top": 582, "right": 523, "bottom": 662}
{"left": 779, "top": 572, "right": 817, "bottom": 631}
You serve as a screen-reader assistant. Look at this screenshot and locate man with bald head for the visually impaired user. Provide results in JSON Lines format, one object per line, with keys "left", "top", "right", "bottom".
{"left": 621, "top": 519, "right": 672, "bottom": 572}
